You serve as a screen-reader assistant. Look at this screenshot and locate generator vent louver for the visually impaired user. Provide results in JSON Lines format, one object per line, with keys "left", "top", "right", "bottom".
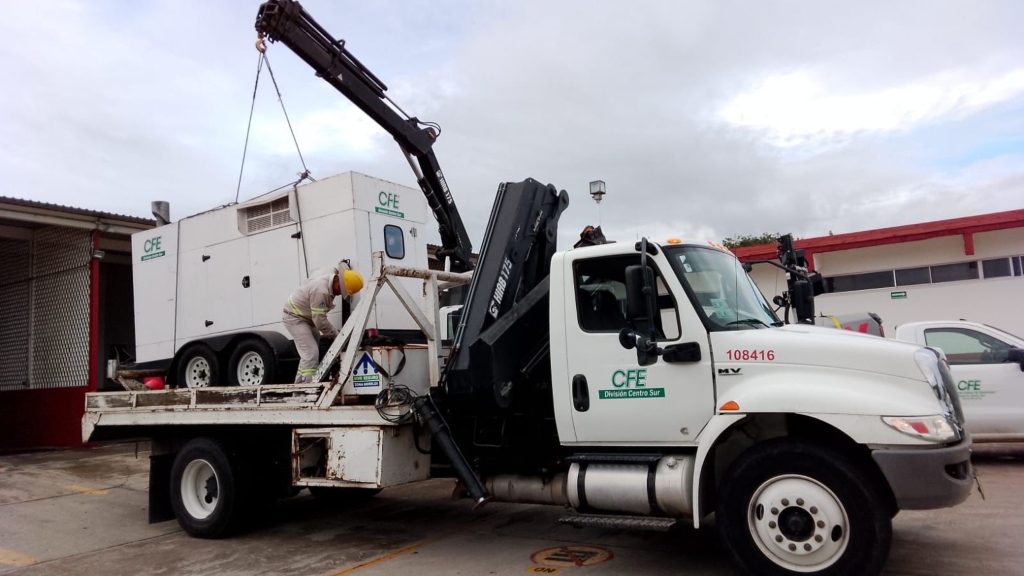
{"left": 245, "top": 197, "right": 293, "bottom": 233}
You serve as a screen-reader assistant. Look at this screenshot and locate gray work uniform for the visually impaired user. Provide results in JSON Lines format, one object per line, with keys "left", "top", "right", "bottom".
{"left": 282, "top": 274, "right": 339, "bottom": 383}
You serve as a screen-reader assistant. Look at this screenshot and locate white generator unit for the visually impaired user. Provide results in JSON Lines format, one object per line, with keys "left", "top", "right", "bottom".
{"left": 130, "top": 171, "right": 429, "bottom": 386}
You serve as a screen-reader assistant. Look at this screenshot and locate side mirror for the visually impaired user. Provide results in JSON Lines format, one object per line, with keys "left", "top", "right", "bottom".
{"left": 624, "top": 264, "right": 656, "bottom": 321}
{"left": 792, "top": 278, "right": 815, "bottom": 323}
{"left": 621, "top": 264, "right": 661, "bottom": 366}
{"left": 809, "top": 271, "right": 825, "bottom": 297}
{"left": 1008, "top": 348, "right": 1024, "bottom": 371}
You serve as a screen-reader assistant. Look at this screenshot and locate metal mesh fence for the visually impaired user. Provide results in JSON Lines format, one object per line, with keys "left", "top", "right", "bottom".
{"left": 0, "top": 238, "right": 31, "bottom": 390}
{"left": 0, "top": 226, "right": 93, "bottom": 392}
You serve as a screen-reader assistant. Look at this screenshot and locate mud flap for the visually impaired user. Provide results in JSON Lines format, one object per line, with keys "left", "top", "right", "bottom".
{"left": 149, "top": 453, "right": 175, "bottom": 523}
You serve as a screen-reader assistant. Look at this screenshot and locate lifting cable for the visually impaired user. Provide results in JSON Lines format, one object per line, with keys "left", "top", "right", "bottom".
{"left": 234, "top": 35, "right": 314, "bottom": 203}
{"left": 234, "top": 53, "right": 264, "bottom": 203}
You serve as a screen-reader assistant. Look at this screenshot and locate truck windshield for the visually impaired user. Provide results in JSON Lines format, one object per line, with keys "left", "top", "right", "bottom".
{"left": 664, "top": 245, "right": 781, "bottom": 330}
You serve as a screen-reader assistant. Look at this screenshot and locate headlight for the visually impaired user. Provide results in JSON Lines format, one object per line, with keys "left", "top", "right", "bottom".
{"left": 882, "top": 415, "right": 959, "bottom": 442}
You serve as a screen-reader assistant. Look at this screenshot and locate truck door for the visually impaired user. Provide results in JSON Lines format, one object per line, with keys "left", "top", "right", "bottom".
{"left": 923, "top": 326, "right": 1024, "bottom": 439}
{"left": 562, "top": 253, "right": 715, "bottom": 444}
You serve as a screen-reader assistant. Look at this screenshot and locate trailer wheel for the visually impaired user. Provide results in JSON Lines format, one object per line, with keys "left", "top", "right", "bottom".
{"left": 308, "top": 486, "right": 381, "bottom": 507}
{"left": 716, "top": 439, "right": 891, "bottom": 576}
{"left": 170, "top": 438, "right": 244, "bottom": 538}
{"left": 177, "top": 346, "right": 220, "bottom": 388}
{"left": 229, "top": 339, "right": 277, "bottom": 386}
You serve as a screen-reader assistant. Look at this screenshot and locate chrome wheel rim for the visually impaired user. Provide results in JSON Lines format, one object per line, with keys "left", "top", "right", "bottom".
{"left": 747, "top": 474, "right": 850, "bottom": 572}
{"left": 180, "top": 459, "right": 219, "bottom": 520}
{"left": 236, "top": 351, "right": 264, "bottom": 386}
{"left": 184, "top": 357, "right": 212, "bottom": 388}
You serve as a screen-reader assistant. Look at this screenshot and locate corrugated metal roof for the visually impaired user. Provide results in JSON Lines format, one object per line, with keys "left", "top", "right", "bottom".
{"left": 0, "top": 196, "right": 155, "bottom": 226}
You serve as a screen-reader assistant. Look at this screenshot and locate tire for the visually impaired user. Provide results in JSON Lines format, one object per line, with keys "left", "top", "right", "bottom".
{"left": 716, "top": 439, "right": 891, "bottom": 576}
{"left": 177, "top": 345, "right": 221, "bottom": 388}
{"left": 228, "top": 338, "right": 278, "bottom": 386}
{"left": 308, "top": 486, "right": 381, "bottom": 507}
{"left": 170, "top": 437, "right": 247, "bottom": 538}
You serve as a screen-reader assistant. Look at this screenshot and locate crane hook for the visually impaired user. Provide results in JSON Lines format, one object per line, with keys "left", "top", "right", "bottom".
{"left": 256, "top": 33, "right": 267, "bottom": 54}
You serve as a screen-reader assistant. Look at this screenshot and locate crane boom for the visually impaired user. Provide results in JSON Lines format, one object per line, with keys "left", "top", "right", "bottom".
{"left": 255, "top": 0, "right": 475, "bottom": 272}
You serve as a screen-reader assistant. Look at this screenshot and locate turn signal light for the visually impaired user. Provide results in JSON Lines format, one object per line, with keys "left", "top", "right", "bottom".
{"left": 882, "top": 415, "right": 958, "bottom": 442}
{"left": 720, "top": 401, "right": 740, "bottom": 411}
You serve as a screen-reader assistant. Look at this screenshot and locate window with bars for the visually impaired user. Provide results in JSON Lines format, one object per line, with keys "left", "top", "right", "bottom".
{"left": 244, "top": 197, "right": 293, "bottom": 233}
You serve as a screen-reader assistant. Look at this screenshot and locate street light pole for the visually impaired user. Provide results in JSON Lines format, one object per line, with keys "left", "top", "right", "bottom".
{"left": 589, "top": 180, "right": 606, "bottom": 226}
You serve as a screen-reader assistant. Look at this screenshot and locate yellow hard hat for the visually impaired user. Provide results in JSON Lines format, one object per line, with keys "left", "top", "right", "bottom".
{"left": 342, "top": 269, "right": 364, "bottom": 297}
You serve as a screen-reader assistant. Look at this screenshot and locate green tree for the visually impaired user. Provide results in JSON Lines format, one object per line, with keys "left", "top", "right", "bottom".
{"left": 721, "top": 232, "right": 780, "bottom": 249}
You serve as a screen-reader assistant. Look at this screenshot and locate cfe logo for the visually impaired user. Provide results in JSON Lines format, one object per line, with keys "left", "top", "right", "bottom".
{"left": 958, "top": 380, "right": 981, "bottom": 391}
{"left": 612, "top": 368, "right": 647, "bottom": 388}
{"left": 140, "top": 236, "right": 166, "bottom": 261}
{"left": 375, "top": 191, "right": 405, "bottom": 218}
{"left": 599, "top": 368, "right": 665, "bottom": 399}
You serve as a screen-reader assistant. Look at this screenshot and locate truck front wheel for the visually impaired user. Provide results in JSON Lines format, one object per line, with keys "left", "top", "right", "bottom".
{"left": 716, "top": 439, "right": 891, "bottom": 576}
{"left": 170, "top": 438, "right": 245, "bottom": 538}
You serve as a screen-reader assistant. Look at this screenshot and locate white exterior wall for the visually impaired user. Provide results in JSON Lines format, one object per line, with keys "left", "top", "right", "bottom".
{"left": 747, "top": 228, "right": 1024, "bottom": 336}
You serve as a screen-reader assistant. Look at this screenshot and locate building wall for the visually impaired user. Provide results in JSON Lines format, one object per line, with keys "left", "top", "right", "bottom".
{"left": 747, "top": 227, "right": 1024, "bottom": 335}
{"left": 814, "top": 276, "right": 1023, "bottom": 334}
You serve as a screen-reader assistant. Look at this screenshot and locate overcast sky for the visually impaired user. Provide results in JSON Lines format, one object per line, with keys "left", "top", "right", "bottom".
{"left": 2, "top": 0, "right": 1022, "bottom": 248}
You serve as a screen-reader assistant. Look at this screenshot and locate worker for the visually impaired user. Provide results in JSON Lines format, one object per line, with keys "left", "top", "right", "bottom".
{"left": 282, "top": 263, "right": 365, "bottom": 383}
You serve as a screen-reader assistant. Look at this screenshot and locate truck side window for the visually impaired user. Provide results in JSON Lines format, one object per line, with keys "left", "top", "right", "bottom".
{"left": 573, "top": 255, "right": 680, "bottom": 339}
{"left": 924, "top": 328, "right": 1011, "bottom": 365}
{"left": 384, "top": 225, "right": 405, "bottom": 259}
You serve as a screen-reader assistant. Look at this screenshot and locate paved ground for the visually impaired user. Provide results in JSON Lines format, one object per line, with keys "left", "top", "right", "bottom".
{"left": 1, "top": 442, "right": 1022, "bottom": 576}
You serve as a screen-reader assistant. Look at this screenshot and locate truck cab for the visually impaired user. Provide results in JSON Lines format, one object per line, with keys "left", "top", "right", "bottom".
{"left": 542, "top": 238, "right": 973, "bottom": 573}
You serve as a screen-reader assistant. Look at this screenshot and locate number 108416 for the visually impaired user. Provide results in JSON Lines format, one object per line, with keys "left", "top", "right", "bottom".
{"left": 726, "top": 349, "right": 775, "bottom": 361}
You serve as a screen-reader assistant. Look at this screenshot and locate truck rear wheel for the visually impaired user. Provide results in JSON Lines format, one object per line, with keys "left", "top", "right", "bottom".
{"left": 170, "top": 438, "right": 245, "bottom": 538}
{"left": 229, "top": 339, "right": 277, "bottom": 386}
{"left": 716, "top": 439, "right": 891, "bottom": 576}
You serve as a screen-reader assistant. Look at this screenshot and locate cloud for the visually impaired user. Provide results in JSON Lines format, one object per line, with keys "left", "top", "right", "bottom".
{"left": 720, "top": 68, "right": 1024, "bottom": 146}
{"left": 1, "top": 0, "right": 1022, "bottom": 251}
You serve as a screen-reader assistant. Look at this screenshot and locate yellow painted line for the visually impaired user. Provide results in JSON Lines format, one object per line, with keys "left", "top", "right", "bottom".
{"left": 64, "top": 484, "right": 109, "bottom": 496}
{"left": 0, "top": 549, "right": 37, "bottom": 567}
{"left": 328, "top": 539, "right": 435, "bottom": 576}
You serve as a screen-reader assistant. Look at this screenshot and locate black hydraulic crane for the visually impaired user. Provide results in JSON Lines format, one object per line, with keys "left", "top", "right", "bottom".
{"left": 255, "top": 0, "right": 475, "bottom": 272}
{"left": 255, "top": 0, "right": 573, "bottom": 494}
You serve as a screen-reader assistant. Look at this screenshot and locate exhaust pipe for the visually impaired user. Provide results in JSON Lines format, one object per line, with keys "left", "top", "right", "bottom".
{"left": 484, "top": 474, "right": 566, "bottom": 506}
{"left": 151, "top": 201, "right": 170, "bottom": 226}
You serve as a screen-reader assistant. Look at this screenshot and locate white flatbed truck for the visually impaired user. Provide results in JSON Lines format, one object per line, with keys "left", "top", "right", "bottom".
{"left": 82, "top": 3, "right": 977, "bottom": 574}
{"left": 86, "top": 240, "right": 974, "bottom": 576}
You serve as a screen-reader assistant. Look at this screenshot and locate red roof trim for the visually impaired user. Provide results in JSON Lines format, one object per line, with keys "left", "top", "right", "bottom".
{"left": 732, "top": 209, "right": 1024, "bottom": 261}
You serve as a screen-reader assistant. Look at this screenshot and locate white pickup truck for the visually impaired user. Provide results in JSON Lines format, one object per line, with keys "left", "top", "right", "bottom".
{"left": 895, "top": 321, "right": 1024, "bottom": 442}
